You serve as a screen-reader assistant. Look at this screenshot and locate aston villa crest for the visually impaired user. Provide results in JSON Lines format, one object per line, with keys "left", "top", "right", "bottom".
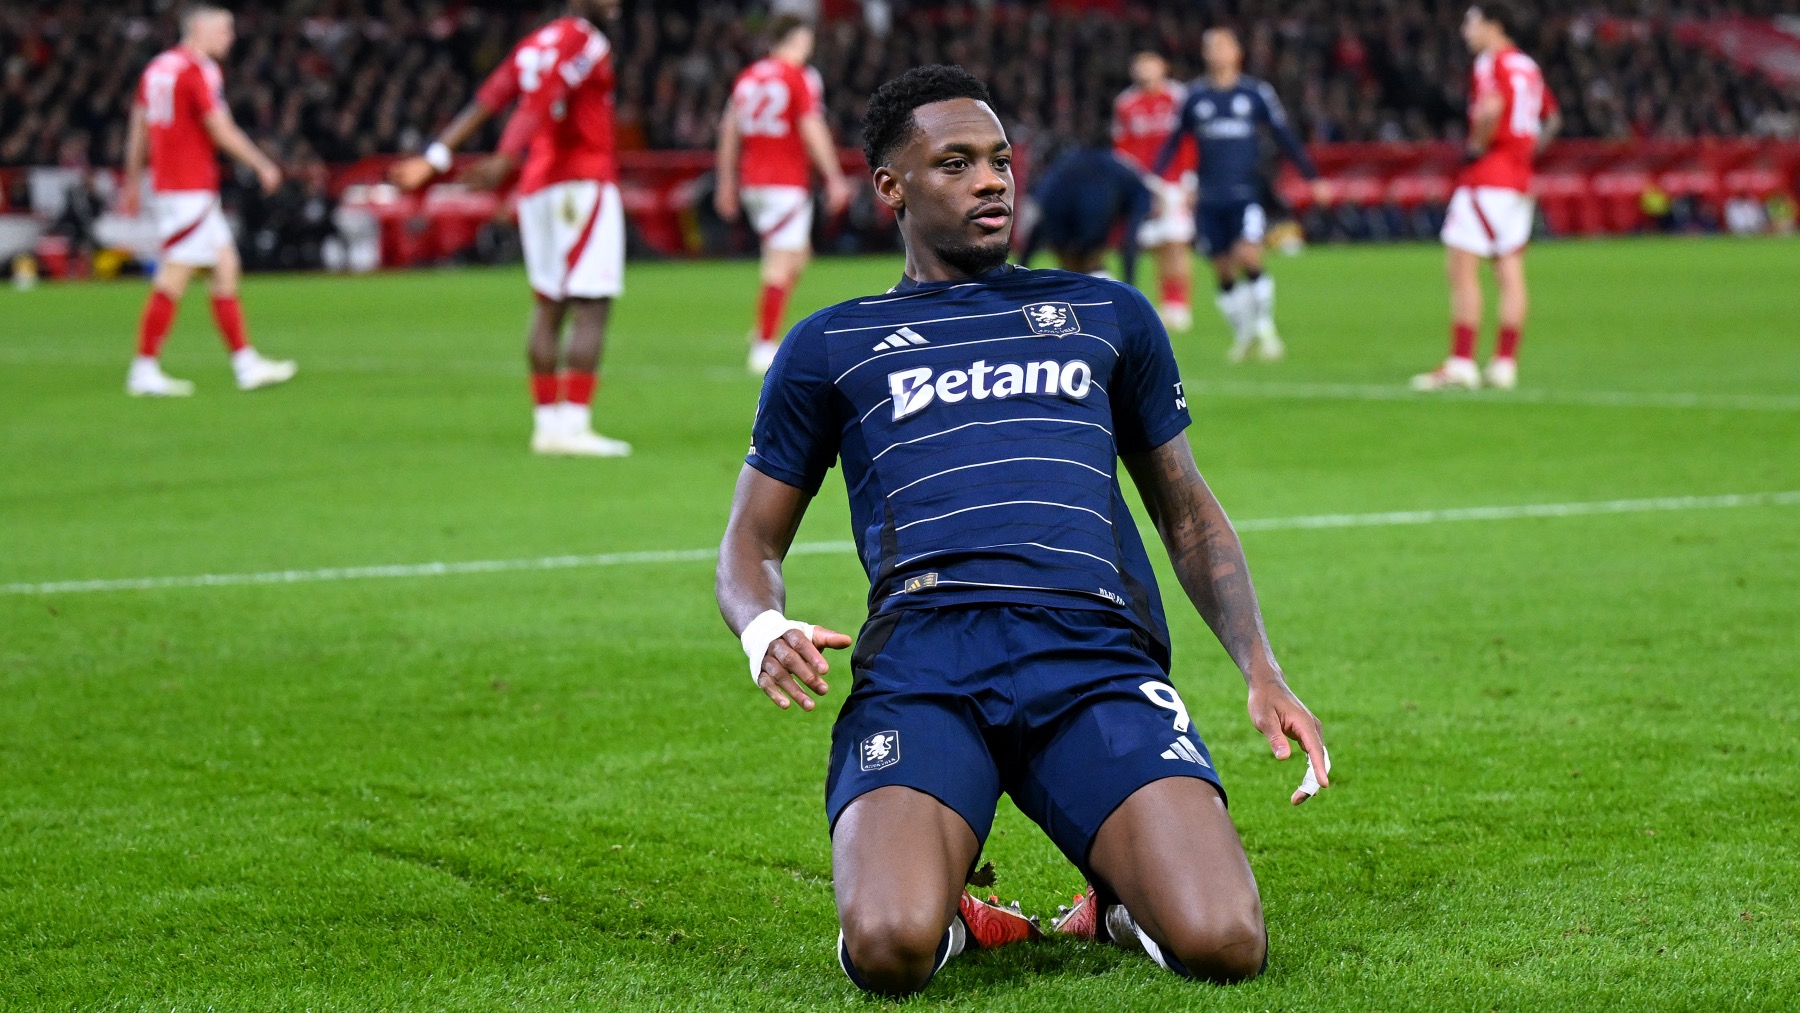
{"left": 1023, "top": 301, "right": 1079, "bottom": 337}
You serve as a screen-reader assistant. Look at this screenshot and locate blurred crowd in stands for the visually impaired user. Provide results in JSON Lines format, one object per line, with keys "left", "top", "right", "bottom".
{"left": 2, "top": 0, "right": 1796, "bottom": 272}
{"left": 3, "top": 0, "right": 1797, "bottom": 174}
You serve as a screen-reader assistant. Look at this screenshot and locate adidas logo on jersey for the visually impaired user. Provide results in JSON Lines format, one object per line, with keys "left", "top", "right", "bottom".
{"left": 1161, "top": 736, "right": 1211, "bottom": 767}
{"left": 888, "top": 358, "right": 1094, "bottom": 422}
{"left": 872, "top": 326, "right": 929, "bottom": 352}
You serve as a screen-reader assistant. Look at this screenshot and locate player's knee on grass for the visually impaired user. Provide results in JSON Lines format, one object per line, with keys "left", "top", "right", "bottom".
{"left": 1151, "top": 901, "right": 1267, "bottom": 984}
{"left": 837, "top": 902, "right": 953, "bottom": 996}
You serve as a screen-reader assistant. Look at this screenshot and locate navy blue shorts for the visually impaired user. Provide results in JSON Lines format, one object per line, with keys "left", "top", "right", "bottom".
{"left": 1036, "top": 200, "right": 1114, "bottom": 257}
{"left": 1196, "top": 200, "right": 1267, "bottom": 257}
{"left": 826, "top": 606, "right": 1225, "bottom": 878}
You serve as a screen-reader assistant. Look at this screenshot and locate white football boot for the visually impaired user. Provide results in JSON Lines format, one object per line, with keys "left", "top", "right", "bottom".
{"left": 233, "top": 349, "right": 298, "bottom": 391}
{"left": 1250, "top": 275, "right": 1285, "bottom": 361}
{"left": 126, "top": 358, "right": 196, "bottom": 397}
{"left": 534, "top": 402, "right": 631, "bottom": 457}
{"left": 1159, "top": 303, "right": 1193, "bottom": 333}
{"left": 747, "top": 338, "right": 779, "bottom": 376}
{"left": 1410, "top": 356, "right": 1481, "bottom": 391}
{"left": 556, "top": 430, "right": 633, "bottom": 457}
{"left": 1482, "top": 357, "right": 1518, "bottom": 390}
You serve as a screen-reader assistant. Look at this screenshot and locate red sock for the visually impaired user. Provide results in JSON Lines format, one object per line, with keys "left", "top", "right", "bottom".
{"left": 210, "top": 295, "right": 250, "bottom": 354}
{"left": 561, "top": 370, "right": 597, "bottom": 406}
{"left": 530, "top": 373, "right": 559, "bottom": 406}
{"left": 1159, "top": 274, "right": 1189, "bottom": 308}
{"left": 1451, "top": 322, "right": 1478, "bottom": 360}
{"left": 137, "top": 290, "right": 177, "bottom": 358}
{"left": 1496, "top": 325, "right": 1521, "bottom": 360}
{"left": 757, "top": 283, "right": 791, "bottom": 344}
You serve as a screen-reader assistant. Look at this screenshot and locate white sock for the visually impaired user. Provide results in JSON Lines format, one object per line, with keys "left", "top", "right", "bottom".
{"left": 1215, "top": 288, "right": 1248, "bottom": 344}
{"left": 1251, "top": 274, "right": 1276, "bottom": 330}
{"left": 942, "top": 917, "right": 966, "bottom": 964}
{"left": 131, "top": 355, "right": 159, "bottom": 374}
{"left": 561, "top": 401, "right": 592, "bottom": 435}
{"left": 533, "top": 404, "right": 563, "bottom": 434}
{"left": 230, "top": 348, "right": 258, "bottom": 372}
{"left": 1104, "top": 904, "right": 1175, "bottom": 973}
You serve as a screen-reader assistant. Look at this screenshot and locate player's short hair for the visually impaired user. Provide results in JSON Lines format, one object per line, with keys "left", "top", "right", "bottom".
{"left": 862, "top": 64, "right": 993, "bottom": 169}
{"left": 1471, "top": 2, "right": 1520, "bottom": 38}
{"left": 766, "top": 13, "right": 811, "bottom": 51}
{"left": 179, "top": 3, "right": 229, "bottom": 32}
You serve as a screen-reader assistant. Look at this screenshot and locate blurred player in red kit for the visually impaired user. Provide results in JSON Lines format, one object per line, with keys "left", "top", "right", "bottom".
{"left": 1113, "top": 52, "right": 1198, "bottom": 332}
{"left": 122, "top": 4, "right": 296, "bottom": 397}
{"left": 714, "top": 15, "right": 853, "bottom": 376}
{"left": 392, "top": 0, "right": 630, "bottom": 457}
{"left": 1414, "top": 4, "right": 1560, "bottom": 392}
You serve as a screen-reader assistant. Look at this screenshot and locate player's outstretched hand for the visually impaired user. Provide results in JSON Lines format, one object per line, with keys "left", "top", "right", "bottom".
{"left": 1310, "top": 179, "right": 1334, "bottom": 207}
{"left": 824, "top": 176, "right": 853, "bottom": 216}
{"left": 756, "top": 625, "right": 852, "bottom": 713}
{"left": 1246, "top": 677, "right": 1330, "bottom": 806}
{"left": 117, "top": 187, "right": 140, "bottom": 218}
{"left": 714, "top": 186, "right": 739, "bottom": 222}
{"left": 257, "top": 163, "right": 283, "bottom": 196}
{"left": 389, "top": 156, "right": 437, "bottom": 193}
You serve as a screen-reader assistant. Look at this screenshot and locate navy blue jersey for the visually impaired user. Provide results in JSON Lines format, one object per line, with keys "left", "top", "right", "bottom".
{"left": 747, "top": 265, "right": 1190, "bottom": 655}
{"left": 1154, "top": 74, "right": 1318, "bottom": 205}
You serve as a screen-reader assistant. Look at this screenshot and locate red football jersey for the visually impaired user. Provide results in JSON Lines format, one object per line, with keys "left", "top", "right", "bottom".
{"left": 1112, "top": 82, "right": 1196, "bottom": 181}
{"left": 134, "top": 47, "right": 224, "bottom": 193}
{"left": 729, "top": 58, "right": 823, "bottom": 188}
{"left": 1458, "top": 46, "right": 1557, "bottom": 192}
{"left": 475, "top": 16, "right": 617, "bottom": 196}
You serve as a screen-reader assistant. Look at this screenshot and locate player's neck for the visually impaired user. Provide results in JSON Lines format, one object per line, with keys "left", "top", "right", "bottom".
{"left": 1207, "top": 69, "right": 1241, "bottom": 89}
{"left": 901, "top": 246, "right": 1009, "bottom": 285}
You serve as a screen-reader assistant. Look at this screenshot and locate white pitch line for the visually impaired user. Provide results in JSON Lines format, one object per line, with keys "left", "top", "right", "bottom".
{"left": 1184, "top": 379, "right": 1800, "bottom": 413}
{"left": 5, "top": 491, "right": 1798, "bottom": 597}
{"left": 3, "top": 347, "right": 1796, "bottom": 410}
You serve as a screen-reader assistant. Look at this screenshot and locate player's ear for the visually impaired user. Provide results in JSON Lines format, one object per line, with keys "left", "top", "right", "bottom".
{"left": 872, "top": 166, "right": 904, "bottom": 215}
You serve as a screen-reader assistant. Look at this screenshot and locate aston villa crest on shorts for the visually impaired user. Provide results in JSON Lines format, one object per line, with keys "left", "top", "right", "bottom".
{"left": 1022, "top": 301, "right": 1079, "bottom": 337}
{"left": 860, "top": 730, "right": 901, "bottom": 771}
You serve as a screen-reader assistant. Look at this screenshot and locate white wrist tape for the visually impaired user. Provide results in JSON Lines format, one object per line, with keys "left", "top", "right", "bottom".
{"left": 423, "top": 142, "right": 453, "bottom": 174}
{"left": 1296, "top": 746, "right": 1332, "bottom": 799}
{"left": 741, "top": 610, "right": 816, "bottom": 684}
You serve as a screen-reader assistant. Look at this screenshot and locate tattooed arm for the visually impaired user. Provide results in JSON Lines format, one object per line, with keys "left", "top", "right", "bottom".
{"left": 1123, "top": 433, "right": 1331, "bottom": 804}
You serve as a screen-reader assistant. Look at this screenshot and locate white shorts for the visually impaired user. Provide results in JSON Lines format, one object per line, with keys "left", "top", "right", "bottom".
{"left": 518, "top": 180, "right": 625, "bottom": 301}
{"left": 152, "top": 191, "right": 233, "bottom": 267}
{"left": 741, "top": 185, "right": 814, "bottom": 252}
{"left": 1137, "top": 175, "right": 1196, "bottom": 247}
{"left": 1441, "top": 186, "right": 1534, "bottom": 257}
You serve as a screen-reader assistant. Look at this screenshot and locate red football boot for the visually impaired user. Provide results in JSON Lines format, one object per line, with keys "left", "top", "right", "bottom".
{"left": 958, "top": 891, "right": 1040, "bottom": 949}
{"left": 1049, "top": 885, "right": 1100, "bottom": 940}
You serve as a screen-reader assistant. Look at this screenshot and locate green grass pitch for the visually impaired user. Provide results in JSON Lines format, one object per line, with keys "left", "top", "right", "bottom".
{"left": 3, "top": 238, "right": 1798, "bottom": 1011}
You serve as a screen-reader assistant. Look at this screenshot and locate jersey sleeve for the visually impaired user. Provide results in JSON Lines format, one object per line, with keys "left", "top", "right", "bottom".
{"left": 1110, "top": 283, "right": 1192, "bottom": 455}
{"left": 798, "top": 65, "right": 823, "bottom": 116}
{"left": 475, "top": 44, "right": 523, "bottom": 112}
{"left": 1256, "top": 81, "right": 1317, "bottom": 179}
{"left": 746, "top": 311, "right": 843, "bottom": 494}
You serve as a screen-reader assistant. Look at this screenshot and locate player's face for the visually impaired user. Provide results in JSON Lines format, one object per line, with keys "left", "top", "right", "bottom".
{"left": 575, "top": 0, "right": 622, "bottom": 25}
{"left": 1131, "top": 55, "right": 1166, "bottom": 88}
{"left": 1461, "top": 9, "right": 1490, "bottom": 52}
{"left": 879, "top": 98, "right": 1013, "bottom": 277}
{"left": 1202, "top": 31, "right": 1241, "bottom": 73}
{"left": 190, "top": 12, "right": 235, "bottom": 59}
{"left": 790, "top": 27, "right": 816, "bottom": 63}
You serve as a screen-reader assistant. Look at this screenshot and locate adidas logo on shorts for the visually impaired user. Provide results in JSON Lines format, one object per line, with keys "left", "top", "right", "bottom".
{"left": 1161, "top": 736, "right": 1211, "bottom": 767}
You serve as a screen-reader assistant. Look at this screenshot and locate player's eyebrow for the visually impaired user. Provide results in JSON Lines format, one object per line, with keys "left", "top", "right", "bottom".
{"left": 932, "top": 139, "right": 1011, "bottom": 156}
